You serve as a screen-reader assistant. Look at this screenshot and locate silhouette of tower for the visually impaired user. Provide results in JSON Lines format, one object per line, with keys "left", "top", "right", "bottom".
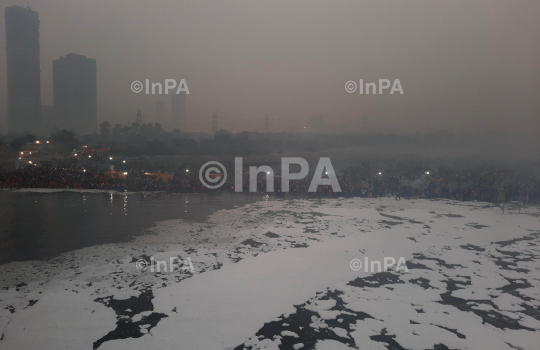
{"left": 136, "top": 108, "right": 142, "bottom": 123}
{"left": 211, "top": 112, "right": 219, "bottom": 133}
{"left": 5, "top": 6, "right": 41, "bottom": 133}
{"left": 53, "top": 53, "right": 97, "bottom": 134}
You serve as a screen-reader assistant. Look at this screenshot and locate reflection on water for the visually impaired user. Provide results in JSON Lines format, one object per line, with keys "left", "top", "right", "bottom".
{"left": 0, "top": 191, "right": 259, "bottom": 265}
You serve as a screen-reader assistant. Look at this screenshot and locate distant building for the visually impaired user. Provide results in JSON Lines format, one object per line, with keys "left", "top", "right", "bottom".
{"left": 53, "top": 53, "right": 97, "bottom": 135}
{"left": 5, "top": 6, "right": 42, "bottom": 134}
{"left": 41, "top": 105, "right": 57, "bottom": 133}
{"left": 81, "top": 147, "right": 108, "bottom": 157}
{"left": 171, "top": 91, "right": 187, "bottom": 132}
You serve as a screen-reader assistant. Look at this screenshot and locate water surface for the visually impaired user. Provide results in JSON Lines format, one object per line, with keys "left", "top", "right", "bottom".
{"left": 0, "top": 191, "right": 260, "bottom": 264}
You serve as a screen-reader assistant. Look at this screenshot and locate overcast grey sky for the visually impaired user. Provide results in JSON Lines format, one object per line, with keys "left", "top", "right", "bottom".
{"left": 1, "top": 0, "right": 539, "bottom": 134}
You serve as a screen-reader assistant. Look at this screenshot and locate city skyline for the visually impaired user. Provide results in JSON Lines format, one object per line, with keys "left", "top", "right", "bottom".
{"left": 1, "top": 1, "right": 539, "bottom": 135}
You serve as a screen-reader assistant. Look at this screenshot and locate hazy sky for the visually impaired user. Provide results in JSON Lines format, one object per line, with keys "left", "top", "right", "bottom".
{"left": 1, "top": 0, "right": 539, "bottom": 134}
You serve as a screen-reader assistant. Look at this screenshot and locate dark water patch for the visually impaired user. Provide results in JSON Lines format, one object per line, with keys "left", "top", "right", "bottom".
{"left": 429, "top": 344, "right": 458, "bottom": 350}
{"left": 369, "top": 328, "right": 407, "bottom": 350}
{"left": 410, "top": 277, "right": 433, "bottom": 289}
{"left": 283, "top": 239, "right": 309, "bottom": 248}
{"left": 290, "top": 242, "right": 308, "bottom": 248}
{"left": 264, "top": 231, "right": 280, "bottom": 238}
{"left": 233, "top": 289, "right": 373, "bottom": 350}
{"left": 521, "top": 303, "right": 540, "bottom": 322}
{"left": 379, "top": 212, "right": 423, "bottom": 225}
{"left": 0, "top": 192, "right": 259, "bottom": 265}
{"left": 495, "top": 249, "right": 521, "bottom": 257}
{"left": 460, "top": 244, "right": 485, "bottom": 252}
{"left": 465, "top": 223, "right": 489, "bottom": 229}
{"left": 489, "top": 254, "right": 532, "bottom": 273}
{"left": 379, "top": 212, "right": 404, "bottom": 221}
{"left": 241, "top": 238, "right": 265, "bottom": 248}
{"left": 412, "top": 254, "right": 465, "bottom": 269}
{"left": 433, "top": 324, "right": 466, "bottom": 339}
{"left": 497, "top": 278, "right": 534, "bottom": 302}
{"left": 93, "top": 288, "right": 167, "bottom": 349}
{"left": 429, "top": 211, "right": 465, "bottom": 218}
{"left": 493, "top": 232, "right": 540, "bottom": 247}
{"left": 407, "top": 261, "right": 433, "bottom": 270}
{"left": 437, "top": 278, "right": 533, "bottom": 331}
{"left": 348, "top": 271, "right": 404, "bottom": 288}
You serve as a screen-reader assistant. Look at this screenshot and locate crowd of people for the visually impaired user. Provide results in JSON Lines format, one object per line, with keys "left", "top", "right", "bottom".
{"left": 1, "top": 163, "right": 538, "bottom": 205}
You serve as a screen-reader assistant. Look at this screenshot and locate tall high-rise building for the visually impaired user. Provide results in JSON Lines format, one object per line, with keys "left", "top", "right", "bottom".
{"left": 53, "top": 53, "right": 97, "bottom": 135}
{"left": 171, "top": 91, "right": 187, "bottom": 132}
{"left": 40, "top": 105, "right": 56, "bottom": 132}
{"left": 5, "top": 6, "right": 41, "bottom": 134}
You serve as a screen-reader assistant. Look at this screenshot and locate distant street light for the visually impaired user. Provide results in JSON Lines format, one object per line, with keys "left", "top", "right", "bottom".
{"left": 426, "top": 171, "right": 430, "bottom": 175}
{"left": 110, "top": 157, "right": 113, "bottom": 160}
{"left": 378, "top": 172, "right": 382, "bottom": 175}
{"left": 123, "top": 160, "right": 126, "bottom": 163}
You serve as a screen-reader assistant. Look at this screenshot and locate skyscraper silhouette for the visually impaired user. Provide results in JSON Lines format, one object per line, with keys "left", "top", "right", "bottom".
{"left": 5, "top": 6, "right": 41, "bottom": 133}
{"left": 53, "top": 54, "right": 97, "bottom": 135}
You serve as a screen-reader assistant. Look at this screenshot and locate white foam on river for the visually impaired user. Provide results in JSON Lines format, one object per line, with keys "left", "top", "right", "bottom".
{"left": 0, "top": 198, "right": 538, "bottom": 349}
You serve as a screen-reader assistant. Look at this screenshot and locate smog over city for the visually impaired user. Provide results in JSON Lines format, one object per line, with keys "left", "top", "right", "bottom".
{"left": 0, "top": 2, "right": 539, "bottom": 350}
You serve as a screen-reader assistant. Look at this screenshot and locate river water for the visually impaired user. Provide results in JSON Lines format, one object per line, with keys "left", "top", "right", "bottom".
{"left": 0, "top": 190, "right": 260, "bottom": 265}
